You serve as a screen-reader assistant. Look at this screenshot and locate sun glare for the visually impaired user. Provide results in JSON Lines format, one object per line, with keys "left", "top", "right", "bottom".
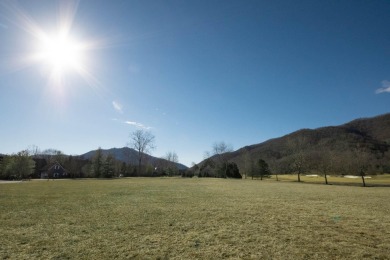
{"left": 30, "top": 26, "right": 103, "bottom": 90}
{"left": 31, "top": 29, "right": 92, "bottom": 89}
{"left": 40, "top": 32, "right": 83, "bottom": 73}
{"left": 2, "top": 0, "right": 106, "bottom": 92}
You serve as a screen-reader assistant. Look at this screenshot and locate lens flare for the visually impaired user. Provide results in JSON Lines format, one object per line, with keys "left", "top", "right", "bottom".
{"left": 1, "top": 0, "right": 103, "bottom": 91}
{"left": 40, "top": 33, "right": 83, "bottom": 72}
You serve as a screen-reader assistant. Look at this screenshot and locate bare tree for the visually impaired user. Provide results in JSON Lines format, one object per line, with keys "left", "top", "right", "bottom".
{"left": 243, "top": 149, "right": 252, "bottom": 179}
{"left": 41, "top": 148, "right": 64, "bottom": 165}
{"left": 27, "top": 145, "right": 41, "bottom": 157}
{"left": 352, "top": 147, "right": 370, "bottom": 187}
{"left": 310, "top": 150, "right": 333, "bottom": 185}
{"left": 165, "top": 151, "right": 179, "bottom": 164}
{"left": 212, "top": 141, "right": 233, "bottom": 178}
{"left": 269, "top": 157, "right": 279, "bottom": 181}
{"left": 203, "top": 151, "right": 211, "bottom": 160}
{"left": 129, "top": 130, "right": 155, "bottom": 176}
{"left": 163, "top": 151, "right": 179, "bottom": 176}
{"left": 287, "top": 137, "right": 307, "bottom": 182}
{"left": 191, "top": 162, "right": 200, "bottom": 177}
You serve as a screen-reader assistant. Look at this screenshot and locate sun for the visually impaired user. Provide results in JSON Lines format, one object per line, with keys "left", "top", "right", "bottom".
{"left": 31, "top": 27, "right": 101, "bottom": 89}
{"left": 37, "top": 30, "right": 85, "bottom": 77}
{"left": 41, "top": 34, "right": 82, "bottom": 71}
{"left": 3, "top": 0, "right": 102, "bottom": 90}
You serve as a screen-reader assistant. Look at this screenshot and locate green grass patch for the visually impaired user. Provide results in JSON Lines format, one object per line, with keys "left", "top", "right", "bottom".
{"left": 1, "top": 178, "right": 389, "bottom": 259}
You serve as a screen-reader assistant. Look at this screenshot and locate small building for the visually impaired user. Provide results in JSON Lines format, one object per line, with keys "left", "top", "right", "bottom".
{"left": 41, "top": 162, "right": 68, "bottom": 179}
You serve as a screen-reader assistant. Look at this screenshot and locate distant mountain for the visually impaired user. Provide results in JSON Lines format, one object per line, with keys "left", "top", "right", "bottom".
{"left": 80, "top": 147, "right": 188, "bottom": 170}
{"left": 81, "top": 147, "right": 137, "bottom": 163}
{"left": 199, "top": 113, "right": 390, "bottom": 174}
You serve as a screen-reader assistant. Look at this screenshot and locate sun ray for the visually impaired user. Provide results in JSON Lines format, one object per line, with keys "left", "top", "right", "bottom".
{"left": 0, "top": 0, "right": 107, "bottom": 93}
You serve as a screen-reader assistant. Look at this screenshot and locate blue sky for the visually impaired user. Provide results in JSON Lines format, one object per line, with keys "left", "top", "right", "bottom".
{"left": 1, "top": 0, "right": 389, "bottom": 166}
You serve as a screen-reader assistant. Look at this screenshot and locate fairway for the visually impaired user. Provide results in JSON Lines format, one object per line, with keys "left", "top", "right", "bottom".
{"left": 1, "top": 178, "right": 389, "bottom": 259}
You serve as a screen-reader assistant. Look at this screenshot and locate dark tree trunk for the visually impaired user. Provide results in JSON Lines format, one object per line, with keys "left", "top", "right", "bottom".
{"left": 138, "top": 155, "right": 141, "bottom": 177}
{"left": 360, "top": 169, "right": 366, "bottom": 187}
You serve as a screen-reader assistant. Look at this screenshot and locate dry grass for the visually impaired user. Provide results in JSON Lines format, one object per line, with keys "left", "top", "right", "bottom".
{"left": 1, "top": 178, "right": 389, "bottom": 259}
{"left": 270, "top": 173, "right": 390, "bottom": 186}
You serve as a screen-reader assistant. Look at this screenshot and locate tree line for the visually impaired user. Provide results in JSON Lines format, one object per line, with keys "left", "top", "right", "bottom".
{"left": 186, "top": 141, "right": 271, "bottom": 180}
{"left": 0, "top": 130, "right": 182, "bottom": 180}
{"left": 1, "top": 131, "right": 386, "bottom": 187}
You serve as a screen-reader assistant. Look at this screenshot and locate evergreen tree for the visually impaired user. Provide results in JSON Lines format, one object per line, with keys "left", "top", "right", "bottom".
{"left": 257, "top": 159, "right": 271, "bottom": 180}
{"left": 103, "top": 154, "right": 115, "bottom": 178}
{"left": 225, "top": 162, "right": 242, "bottom": 178}
{"left": 120, "top": 162, "right": 127, "bottom": 177}
{"left": 92, "top": 147, "right": 104, "bottom": 178}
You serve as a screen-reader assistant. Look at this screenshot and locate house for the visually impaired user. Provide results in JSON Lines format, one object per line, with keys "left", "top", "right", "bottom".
{"left": 41, "top": 162, "right": 68, "bottom": 179}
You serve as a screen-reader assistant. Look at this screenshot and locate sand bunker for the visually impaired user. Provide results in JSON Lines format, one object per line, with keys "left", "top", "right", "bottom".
{"left": 344, "top": 175, "right": 371, "bottom": 179}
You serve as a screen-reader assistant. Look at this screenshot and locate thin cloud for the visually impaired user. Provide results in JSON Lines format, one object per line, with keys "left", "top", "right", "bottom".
{"left": 124, "top": 121, "right": 152, "bottom": 130}
{"left": 111, "top": 117, "right": 152, "bottom": 130}
{"left": 112, "top": 100, "right": 123, "bottom": 113}
{"left": 375, "top": 80, "right": 390, "bottom": 94}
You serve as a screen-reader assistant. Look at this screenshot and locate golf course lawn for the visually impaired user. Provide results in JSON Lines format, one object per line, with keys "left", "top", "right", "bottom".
{"left": 1, "top": 178, "right": 389, "bottom": 259}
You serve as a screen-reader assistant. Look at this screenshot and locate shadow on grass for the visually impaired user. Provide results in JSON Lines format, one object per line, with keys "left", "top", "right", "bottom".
{"left": 277, "top": 179, "right": 390, "bottom": 188}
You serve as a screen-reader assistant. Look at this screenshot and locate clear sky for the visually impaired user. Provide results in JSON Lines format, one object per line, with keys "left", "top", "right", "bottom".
{"left": 1, "top": 0, "right": 389, "bottom": 166}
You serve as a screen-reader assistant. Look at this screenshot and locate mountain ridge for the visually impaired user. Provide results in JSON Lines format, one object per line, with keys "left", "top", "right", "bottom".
{"left": 80, "top": 147, "right": 188, "bottom": 170}
{"left": 199, "top": 113, "right": 390, "bottom": 175}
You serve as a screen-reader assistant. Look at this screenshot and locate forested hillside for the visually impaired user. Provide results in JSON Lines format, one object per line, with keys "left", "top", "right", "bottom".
{"left": 2, "top": 114, "right": 389, "bottom": 180}
{"left": 80, "top": 147, "right": 188, "bottom": 170}
{"left": 197, "top": 113, "right": 390, "bottom": 177}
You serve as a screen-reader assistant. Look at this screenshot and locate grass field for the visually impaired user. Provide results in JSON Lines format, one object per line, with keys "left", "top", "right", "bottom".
{"left": 266, "top": 173, "right": 390, "bottom": 186}
{"left": 1, "top": 178, "right": 389, "bottom": 259}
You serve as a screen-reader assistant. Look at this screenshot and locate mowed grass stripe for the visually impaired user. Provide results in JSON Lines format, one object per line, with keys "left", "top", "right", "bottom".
{"left": 0, "top": 178, "right": 389, "bottom": 259}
